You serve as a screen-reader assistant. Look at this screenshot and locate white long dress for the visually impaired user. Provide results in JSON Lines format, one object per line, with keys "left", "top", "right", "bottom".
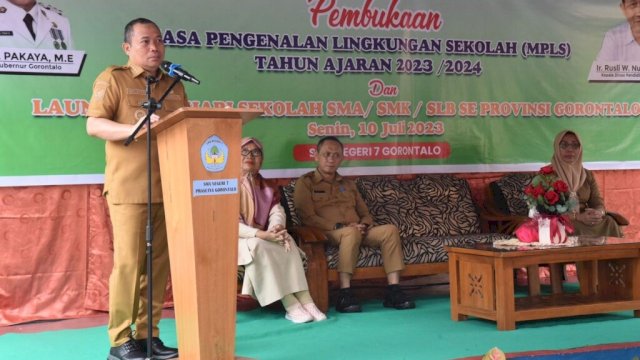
{"left": 238, "top": 204, "right": 308, "bottom": 306}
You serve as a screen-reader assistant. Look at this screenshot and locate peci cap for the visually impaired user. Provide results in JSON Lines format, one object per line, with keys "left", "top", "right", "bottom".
{"left": 240, "top": 137, "right": 263, "bottom": 150}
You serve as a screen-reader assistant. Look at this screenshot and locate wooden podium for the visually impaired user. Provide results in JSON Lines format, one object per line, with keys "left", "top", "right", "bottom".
{"left": 139, "top": 107, "right": 262, "bottom": 359}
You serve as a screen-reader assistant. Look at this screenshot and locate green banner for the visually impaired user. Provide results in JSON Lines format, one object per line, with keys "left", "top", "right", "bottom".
{"left": 1, "top": 0, "right": 638, "bottom": 186}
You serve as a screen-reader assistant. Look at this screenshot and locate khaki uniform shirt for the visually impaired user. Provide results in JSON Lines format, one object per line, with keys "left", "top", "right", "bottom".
{"left": 577, "top": 170, "right": 604, "bottom": 211}
{"left": 86, "top": 62, "right": 189, "bottom": 204}
{"left": 293, "top": 169, "right": 373, "bottom": 231}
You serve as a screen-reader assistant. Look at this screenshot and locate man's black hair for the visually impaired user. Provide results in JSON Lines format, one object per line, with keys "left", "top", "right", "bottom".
{"left": 316, "top": 136, "right": 343, "bottom": 151}
{"left": 124, "top": 18, "right": 160, "bottom": 43}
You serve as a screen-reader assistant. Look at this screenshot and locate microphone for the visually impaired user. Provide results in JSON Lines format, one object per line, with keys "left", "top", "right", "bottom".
{"left": 161, "top": 61, "right": 201, "bottom": 85}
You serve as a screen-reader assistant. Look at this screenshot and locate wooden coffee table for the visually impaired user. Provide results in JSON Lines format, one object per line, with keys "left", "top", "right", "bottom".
{"left": 446, "top": 237, "right": 640, "bottom": 330}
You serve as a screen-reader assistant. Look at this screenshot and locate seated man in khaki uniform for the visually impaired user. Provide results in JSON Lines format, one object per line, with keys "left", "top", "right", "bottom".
{"left": 293, "top": 136, "right": 415, "bottom": 313}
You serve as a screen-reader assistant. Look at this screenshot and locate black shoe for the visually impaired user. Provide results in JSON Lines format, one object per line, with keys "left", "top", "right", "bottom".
{"left": 383, "top": 286, "right": 416, "bottom": 310}
{"left": 107, "top": 339, "right": 146, "bottom": 360}
{"left": 335, "top": 288, "right": 362, "bottom": 313}
{"left": 136, "top": 337, "right": 179, "bottom": 360}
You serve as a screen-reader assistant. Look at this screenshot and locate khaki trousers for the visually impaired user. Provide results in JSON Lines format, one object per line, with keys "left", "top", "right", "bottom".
{"left": 325, "top": 224, "right": 404, "bottom": 274}
{"left": 106, "top": 200, "right": 170, "bottom": 347}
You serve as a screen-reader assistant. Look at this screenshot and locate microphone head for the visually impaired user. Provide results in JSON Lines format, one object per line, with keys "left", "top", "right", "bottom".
{"left": 160, "top": 60, "right": 199, "bottom": 84}
{"left": 160, "top": 61, "right": 172, "bottom": 72}
{"left": 160, "top": 61, "right": 181, "bottom": 76}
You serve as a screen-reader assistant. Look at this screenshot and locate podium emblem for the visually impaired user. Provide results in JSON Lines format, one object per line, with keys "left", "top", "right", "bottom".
{"left": 201, "top": 135, "right": 229, "bottom": 172}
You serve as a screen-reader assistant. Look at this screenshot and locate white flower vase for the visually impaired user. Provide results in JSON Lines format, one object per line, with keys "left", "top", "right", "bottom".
{"left": 538, "top": 217, "right": 551, "bottom": 245}
{"left": 553, "top": 222, "right": 567, "bottom": 244}
{"left": 538, "top": 217, "right": 567, "bottom": 244}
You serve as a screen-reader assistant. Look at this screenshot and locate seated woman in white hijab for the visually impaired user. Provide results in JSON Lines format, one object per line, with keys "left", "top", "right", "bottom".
{"left": 238, "top": 137, "right": 326, "bottom": 323}
{"left": 552, "top": 130, "right": 624, "bottom": 237}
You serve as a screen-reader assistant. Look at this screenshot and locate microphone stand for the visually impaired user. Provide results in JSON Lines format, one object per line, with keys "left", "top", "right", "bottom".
{"left": 125, "top": 74, "right": 181, "bottom": 360}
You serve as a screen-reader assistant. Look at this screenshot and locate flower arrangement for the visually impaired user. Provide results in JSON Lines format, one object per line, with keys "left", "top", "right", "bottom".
{"left": 523, "top": 165, "right": 575, "bottom": 215}
{"left": 516, "top": 165, "right": 576, "bottom": 244}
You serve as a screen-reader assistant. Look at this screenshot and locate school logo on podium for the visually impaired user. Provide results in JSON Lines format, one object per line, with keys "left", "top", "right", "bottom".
{"left": 200, "top": 135, "right": 228, "bottom": 172}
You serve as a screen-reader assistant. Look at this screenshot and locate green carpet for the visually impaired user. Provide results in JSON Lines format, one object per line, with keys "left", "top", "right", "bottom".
{"left": 1, "top": 294, "right": 639, "bottom": 359}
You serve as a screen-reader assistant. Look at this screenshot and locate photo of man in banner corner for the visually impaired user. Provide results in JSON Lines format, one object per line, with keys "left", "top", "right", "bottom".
{"left": 0, "top": 0, "right": 74, "bottom": 50}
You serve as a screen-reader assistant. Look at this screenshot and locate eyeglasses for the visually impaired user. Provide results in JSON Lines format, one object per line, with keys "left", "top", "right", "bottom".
{"left": 318, "top": 152, "right": 342, "bottom": 159}
{"left": 559, "top": 142, "right": 580, "bottom": 150}
{"left": 241, "top": 149, "right": 263, "bottom": 158}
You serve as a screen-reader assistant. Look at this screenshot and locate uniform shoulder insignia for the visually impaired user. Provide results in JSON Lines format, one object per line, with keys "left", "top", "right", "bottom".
{"left": 0, "top": 6, "right": 7, "bottom": 14}
{"left": 39, "top": 2, "right": 63, "bottom": 15}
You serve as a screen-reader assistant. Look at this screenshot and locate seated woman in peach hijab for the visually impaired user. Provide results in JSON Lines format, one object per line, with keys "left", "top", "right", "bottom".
{"left": 552, "top": 130, "right": 624, "bottom": 237}
{"left": 238, "top": 137, "right": 326, "bottom": 323}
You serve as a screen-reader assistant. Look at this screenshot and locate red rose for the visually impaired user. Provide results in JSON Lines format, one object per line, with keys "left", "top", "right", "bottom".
{"left": 540, "top": 165, "right": 554, "bottom": 175}
{"left": 532, "top": 185, "right": 545, "bottom": 197}
{"left": 544, "top": 190, "right": 560, "bottom": 205}
{"left": 552, "top": 180, "right": 569, "bottom": 193}
{"left": 524, "top": 185, "right": 535, "bottom": 196}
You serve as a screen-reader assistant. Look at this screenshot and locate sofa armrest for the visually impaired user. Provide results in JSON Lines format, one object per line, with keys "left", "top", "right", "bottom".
{"left": 479, "top": 206, "right": 529, "bottom": 235}
{"left": 607, "top": 211, "right": 629, "bottom": 226}
{"left": 288, "top": 225, "right": 329, "bottom": 312}
{"left": 480, "top": 178, "right": 531, "bottom": 235}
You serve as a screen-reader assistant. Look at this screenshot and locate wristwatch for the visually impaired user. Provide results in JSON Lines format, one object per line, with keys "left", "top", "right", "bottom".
{"left": 334, "top": 223, "right": 345, "bottom": 230}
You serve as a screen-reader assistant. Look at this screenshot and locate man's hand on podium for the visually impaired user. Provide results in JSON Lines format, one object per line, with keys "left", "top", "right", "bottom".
{"left": 135, "top": 113, "right": 160, "bottom": 130}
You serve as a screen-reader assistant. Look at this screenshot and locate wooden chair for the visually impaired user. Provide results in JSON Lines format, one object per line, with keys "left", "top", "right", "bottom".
{"left": 481, "top": 182, "right": 529, "bottom": 234}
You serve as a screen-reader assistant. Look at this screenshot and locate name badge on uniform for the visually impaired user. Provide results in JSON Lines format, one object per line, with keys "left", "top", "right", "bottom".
{"left": 0, "top": 31, "right": 13, "bottom": 36}
{"left": 313, "top": 190, "right": 326, "bottom": 194}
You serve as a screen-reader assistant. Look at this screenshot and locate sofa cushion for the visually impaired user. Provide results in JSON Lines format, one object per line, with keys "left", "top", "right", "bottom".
{"left": 281, "top": 174, "right": 511, "bottom": 271}
{"left": 491, "top": 173, "right": 534, "bottom": 216}
{"left": 325, "top": 233, "right": 511, "bottom": 268}
{"left": 356, "top": 175, "right": 482, "bottom": 237}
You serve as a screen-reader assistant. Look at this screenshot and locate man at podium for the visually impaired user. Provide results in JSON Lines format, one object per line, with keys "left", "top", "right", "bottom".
{"left": 86, "top": 18, "right": 188, "bottom": 360}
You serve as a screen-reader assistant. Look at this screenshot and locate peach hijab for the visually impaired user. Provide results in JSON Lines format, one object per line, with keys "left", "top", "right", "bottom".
{"left": 239, "top": 137, "right": 279, "bottom": 229}
{"left": 550, "top": 129, "right": 587, "bottom": 193}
